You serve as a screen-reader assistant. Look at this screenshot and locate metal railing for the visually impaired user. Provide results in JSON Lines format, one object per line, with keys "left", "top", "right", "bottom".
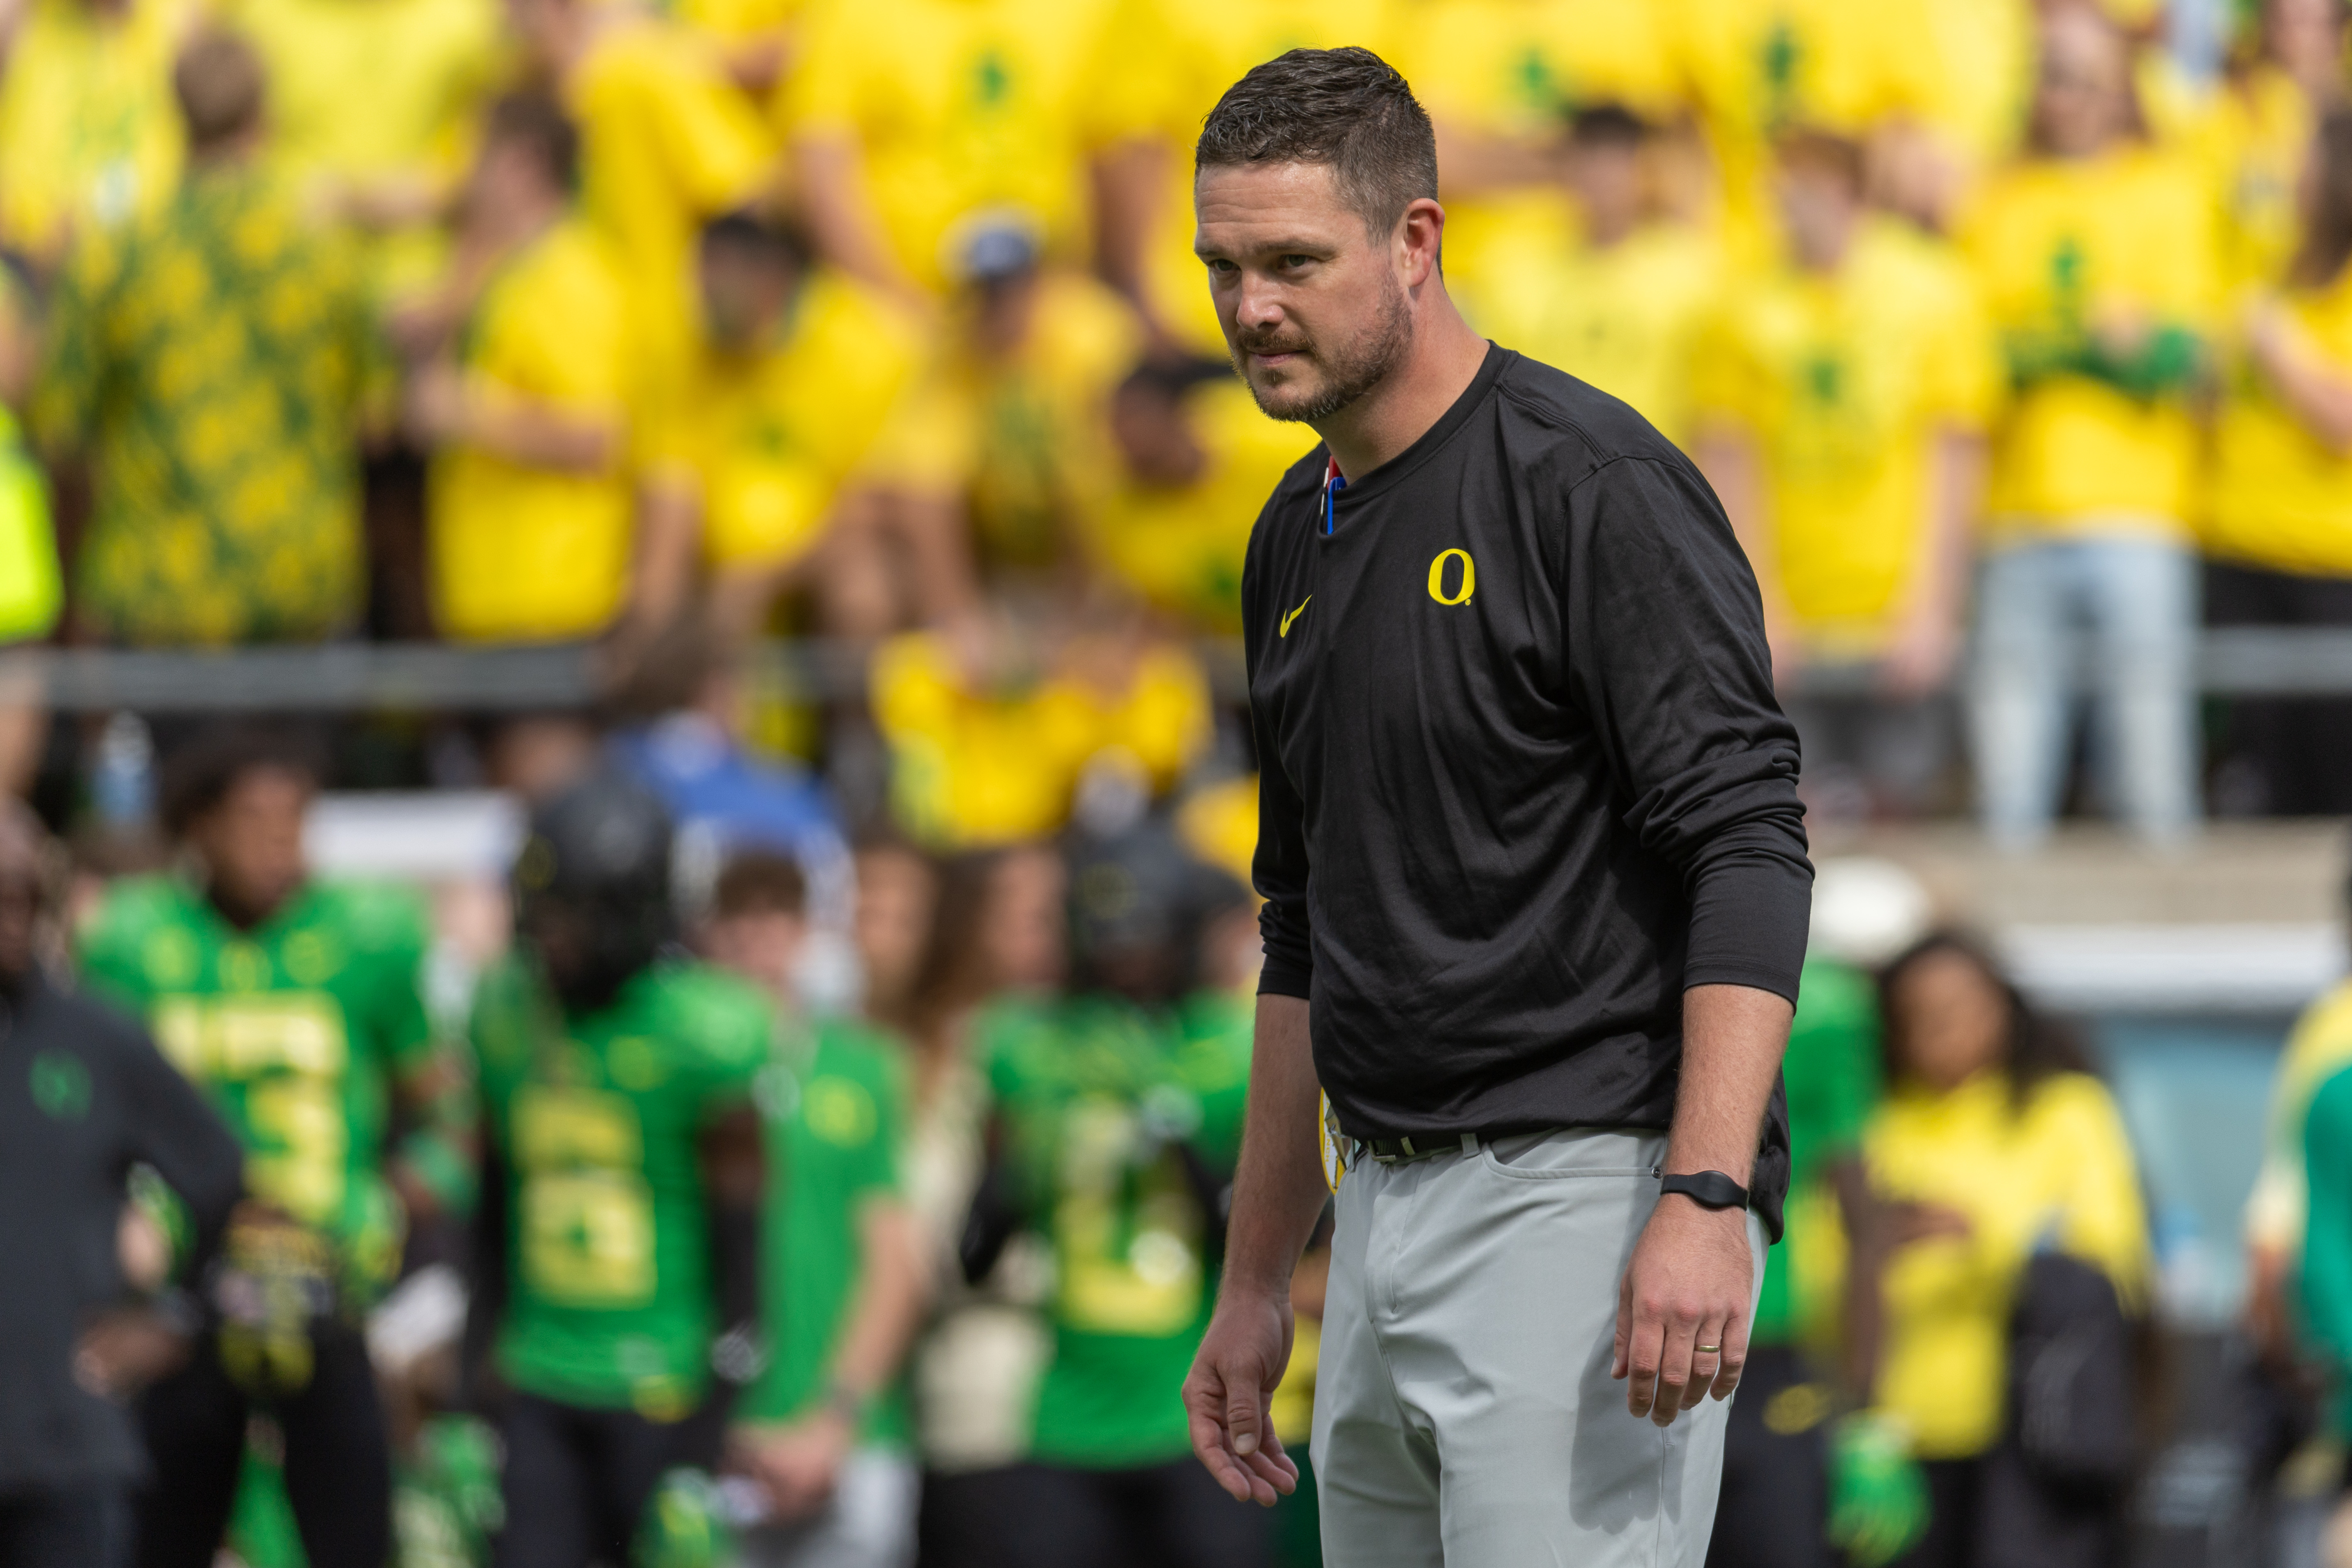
{"left": 2, "top": 629, "right": 2349, "bottom": 711}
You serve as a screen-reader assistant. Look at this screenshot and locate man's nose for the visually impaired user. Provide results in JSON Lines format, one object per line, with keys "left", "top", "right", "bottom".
{"left": 1233, "top": 272, "right": 1284, "bottom": 334}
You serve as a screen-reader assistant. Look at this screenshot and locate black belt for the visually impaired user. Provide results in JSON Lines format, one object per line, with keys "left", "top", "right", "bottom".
{"left": 1357, "top": 1133, "right": 1466, "bottom": 1164}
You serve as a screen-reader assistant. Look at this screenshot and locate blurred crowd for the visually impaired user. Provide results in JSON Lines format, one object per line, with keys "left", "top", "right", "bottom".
{"left": 0, "top": 0, "right": 2351, "bottom": 850}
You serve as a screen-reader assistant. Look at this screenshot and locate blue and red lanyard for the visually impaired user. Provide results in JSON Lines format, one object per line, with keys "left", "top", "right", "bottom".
{"left": 1321, "top": 454, "right": 1346, "bottom": 536}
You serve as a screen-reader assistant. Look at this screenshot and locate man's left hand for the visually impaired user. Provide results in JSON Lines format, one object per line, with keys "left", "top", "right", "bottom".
{"left": 733, "top": 1410, "right": 854, "bottom": 1521}
{"left": 1612, "top": 1192, "right": 1754, "bottom": 1425}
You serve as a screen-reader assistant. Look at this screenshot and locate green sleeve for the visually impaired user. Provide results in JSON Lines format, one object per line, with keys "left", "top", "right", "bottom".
{"left": 354, "top": 884, "right": 436, "bottom": 1074}
{"left": 2301, "top": 1066, "right": 2352, "bottom": 1370}
{"left": 75, "top": 889, "right": 156, "bottom": 1015}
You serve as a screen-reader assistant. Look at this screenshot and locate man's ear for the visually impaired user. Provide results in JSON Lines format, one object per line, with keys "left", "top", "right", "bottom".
{"left": 1395, "top": 197, "right": 1446, "bottom": 288}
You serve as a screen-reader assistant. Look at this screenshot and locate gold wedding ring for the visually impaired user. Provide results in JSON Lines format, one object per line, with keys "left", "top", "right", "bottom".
{"left": 1694, "top": 1344, "right": 1721, "bottom": 1354}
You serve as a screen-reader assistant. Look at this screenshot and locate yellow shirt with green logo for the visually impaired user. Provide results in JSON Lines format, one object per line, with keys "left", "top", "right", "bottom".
{"left": 647, "top": 269, "right": 926, "bottom": 572}
{"left": 2207, "top": 266, "right": 2352, "bottom": 578}
{"left": 1086, "top": 0, "right": 1398, "bottom": 351}
{"left": 870, "top": 630, "right": 1211, "bottom": 849}
{"left": 472, "top": 958, "right": 771, "bottom": 1416}
{"left": 1395, "top": 0, "right": 1680, "bottom": 302}
{"left": 77, "top": 876, "right": 436, "bottom": 1303}
{"left": 781, "top": 0, "right": 1121, "bottom": 297}
{"left": 1865, "top": 1070, "right": 2149, "bottom": 1460}
{"left": 1967, "top": 144, "right": 2219, "bottom": 536}
{"left": 1474, "top": 220, "right": 1721, "bottom": 448}
{"left": 1693, "top": 220, "right": 1995, "bottom": 653}
{"left": 428, "top": 218, "right": 638, "bottom": 643}
{"left": 0, "top": 0, "right": 189, "bottom": 265}
{"left": 1086, "top": 377, "right": 1312, "bottom": 637}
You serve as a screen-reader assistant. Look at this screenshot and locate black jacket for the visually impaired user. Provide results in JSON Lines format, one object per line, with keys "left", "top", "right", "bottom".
{"left": 1244, "top": 347, "right": 1811, "bottom": 1235}
{"left": 0, "top": 970, "right": 244, "bottom": 1489}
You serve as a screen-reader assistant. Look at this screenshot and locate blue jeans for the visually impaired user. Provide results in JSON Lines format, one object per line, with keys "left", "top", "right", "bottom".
{"left": 1969, "top": 534, "right": 2200, "bottom": 847}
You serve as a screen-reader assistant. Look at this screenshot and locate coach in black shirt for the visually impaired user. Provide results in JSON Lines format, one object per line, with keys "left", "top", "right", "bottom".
{"left": 0, "top": 803, "right": 244, "bottom": 1568}
{"left": 1181, "top": 50, "right": 1812, "bottom": 1568}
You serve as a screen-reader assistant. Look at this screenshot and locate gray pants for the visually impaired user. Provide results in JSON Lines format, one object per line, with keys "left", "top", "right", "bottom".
{"left": 1312, "top": 1128, "right": 1768, "bottom": 1567}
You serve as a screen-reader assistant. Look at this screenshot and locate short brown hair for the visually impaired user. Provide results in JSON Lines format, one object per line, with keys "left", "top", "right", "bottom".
{"left": 712, "top": 849, "right": 807, "bottom": 920}
{"left": 1195, "top": 47, "right": 1438, "bottom": 239}
{"left": 175, "top": 30, "right": 267, "bottom": 153}
{"left": 483, "top": 92, "right": 580, "bottom": 194}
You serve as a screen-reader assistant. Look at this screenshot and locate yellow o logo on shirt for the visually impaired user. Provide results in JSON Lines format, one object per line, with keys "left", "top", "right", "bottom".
{"left": 1427, "top": 549, "right": 1475, "bottom": 606}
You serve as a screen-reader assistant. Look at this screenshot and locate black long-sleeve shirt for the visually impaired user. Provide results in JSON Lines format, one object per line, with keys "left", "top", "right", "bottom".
{"left": 0, "top": 971, "right": 244, "bottom": 1490}
{"left": 1244, "top": 346, "right": 1811, "bottom": 1236}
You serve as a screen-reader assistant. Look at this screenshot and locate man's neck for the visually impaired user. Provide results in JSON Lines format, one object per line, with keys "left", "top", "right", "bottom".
{"left": 1314, "top": 301, "right": 1491, "bottom": 481}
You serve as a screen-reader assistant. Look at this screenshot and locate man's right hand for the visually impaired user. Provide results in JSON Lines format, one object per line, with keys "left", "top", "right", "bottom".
{"left": 1182, "top": 1284, "right": 1301, "bottom": 1507}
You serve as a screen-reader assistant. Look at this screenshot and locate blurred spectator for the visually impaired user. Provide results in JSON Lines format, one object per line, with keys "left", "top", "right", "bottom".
{"left": 1395, "top": 0, "right": 1679, "bottom": 318}
{"left": 1860, "top": 933, "right": 2150, "bottom": 1568}
{"left": 0, "top": 271, "right": 59, "bottom": 801}
{"left": 0, "top": 799, "right": 244, "bottom": 1568}
{"left": 780, "top": 0, "right": 1118, "bottom": 307}
{"left": 2294, "top": 1010, "right": 2352, "bottom": 1555}
{"left": 1087, "top": 0, "right": 1397, "bottom": 352}
{"left": 1693, "top": 129, "right": 1993, "bottom": 823}
{"left": 0, "top": 0, "right": 188, "bottom": 274}
{"left": 32, "top": 28, "right": 375, "bottom": 647}
{"left": 1475, "top": 104, "right": 1720, "bottom": 449}
{"left": 504, "top": 0, "right": 770, "bottom": 390}
{"left": 1087, "top": 357, "right": 1308, "bottom": 637}
{"left": 638, "top": 210, "right": 928, "bottom": 643}
{"left": 2205, "top": 108, "right": 2352, "bottom": 816}
{"left": 410, "top": 94, "right": 639, "bottom": 646}
{"left": 868, "top": 606, "right": 1210, "bottom": 850}
{"left": 1965, "top": 2, "right": 2217, "bottom": 847}
{"left": 704, "top": 851, "right": 929, "bottom": 1568}
{"left": 2245, "top": 855, "right": 2352, "bottom": 1362}
{"left": 465, "top": 769, "right": 766, "bottom": 1567}
{"left": 963, "top": 820, "right": 1265, "bottom": 1564}
{"left": 74, "top": 724, "right": 464, "bottom": 1567}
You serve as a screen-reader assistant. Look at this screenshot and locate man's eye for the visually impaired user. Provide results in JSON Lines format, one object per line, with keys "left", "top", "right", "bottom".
{"left": 1279, "top": 254, "right": 1315, "bottom": 269}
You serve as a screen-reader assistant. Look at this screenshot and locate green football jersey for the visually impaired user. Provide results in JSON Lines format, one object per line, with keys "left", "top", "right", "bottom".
{"left": 984, "top": 989, "right": 1252, "bottom": 1470}
{"left": 471, "top": 957, "right": 771, "bottom": 1417}
{"left": 738, "top": 1016, "right": 913, "bottom": 1447}
{"left": 77, "top": 875, "right": 433, "bottom": 1299}
{"left": 1753, "top": 956, "right": 1883, "bottom": 1345}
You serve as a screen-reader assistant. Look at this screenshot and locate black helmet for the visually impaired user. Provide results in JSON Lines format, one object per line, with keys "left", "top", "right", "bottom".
{"left": 514, "top": 767, "right": 676, "bottom": 1012}
{"left": 1064, "top": 816, "right": 1245, "bottom": 1004}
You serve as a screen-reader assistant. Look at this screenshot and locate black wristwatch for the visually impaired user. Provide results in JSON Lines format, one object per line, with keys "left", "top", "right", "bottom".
{"left": 1660, "top": 1170, "right": 1750, "bottom": 1211}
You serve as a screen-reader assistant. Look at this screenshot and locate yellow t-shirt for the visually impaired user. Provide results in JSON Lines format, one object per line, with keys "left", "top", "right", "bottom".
{"left": 1693, "top": 220, "right": 1995, "bottom": 653}
{"left": 1666, "top": 0, "right": 1936, "bottom": 258}
{"left": 1473, "top": 220, "right": 1720, "bottom": 448}
{"left": 1088, "top": 0, "right": 1398, "bottom": 352}
{"left": 1393, "top": 0, "right": 1680, "bottom": 304}
{"left": 875, "top": 270, "right": 1144, "bottom": 566}
{"left": 1914, "top": 0, "right": 2032, "bottom": 165}
{"left": 649, "top": 270, "right": 927, "bottom": 571}
{"left": 570, "top": 17, "right": 773, "bottom": 376}
{"left": 2245, "top": 980, "right": 2352, "bottom": 1255}
{"left": 429, "top": 220, "right": 638, "bottom": 642}
{"left": 2208, "top": 268, "right": 2352, "bottom": 578}
{"left": 1967, "top": 144, "right": 2219, "bottom": 535}
{"left": 1088, "top": 377, "right": 1313, "bottom": 635}
{"left": 2162, "top": 65, "right": 2314, "bottom": 295}
{"left": 781, "top": 0, "right": 1120, "bottom": 297}
{"left": 1176, "top": 774, "right": 1259, "bottom": 895}
{"left": 870, "top": 631, "right": 1211, "bottom": 848}
{"left": 0, "top": 0, "right": 189, "bottom": 264}
{"left": 1866, "top": 1071, "right": 2151, "bottom": 1461}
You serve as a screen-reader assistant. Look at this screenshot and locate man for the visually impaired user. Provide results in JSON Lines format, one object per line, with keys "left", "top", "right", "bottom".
{"left": 1692, "top": 128, "right": 1993, "bottom": 823}
{"left": 33, "top": 28, "right": 375, "bottom": 647}
{"left": 77, "top": 725, "right": 462, "bottom": 1568}
{"left": 701, "top": 850, "right": 927, "bottom": 1568}
{"left": 467, "top": 768, "right": 770, "bottom": 1568}
{"left": 971, "top": 820, "right": 1263, "bottom": 1565}
{"left": 0, "top": 801, "right": 245, "bottom": 1568}
{"left": 410, "top": 94, "right": 640, "bottom": 646}
{"left": 1180, "top": 48, "right": 1812, "bottom": 1567}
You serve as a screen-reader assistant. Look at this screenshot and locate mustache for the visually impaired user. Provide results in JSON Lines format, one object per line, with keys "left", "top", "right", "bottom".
{"left": 1234, "top": 327, "right": 1314, "bottom": 356}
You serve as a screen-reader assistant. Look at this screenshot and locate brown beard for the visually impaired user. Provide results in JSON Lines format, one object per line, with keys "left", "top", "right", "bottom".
{"left": 1234, "top": 269, "right": 1414, "bottom": 423}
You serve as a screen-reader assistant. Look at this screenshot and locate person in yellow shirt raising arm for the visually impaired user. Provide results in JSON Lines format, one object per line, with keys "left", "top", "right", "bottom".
{"left": 2206, "top": 109, "right": 2352, "bottom": 817}
{"left": 1475, "top": 103, "right": 1720, "bottom": 449}
{"left": 1965, "top": 2, "right": 2219, "bottom": 848}
{"left": 1692, "top": 129, "right": 1993, "bottom": 824}
{"left": 1859, "top": 932, "right": 2150, "bottom": 1568}
{"left": 637, "top": 210, "right": 928, "bottom": 642}
{"left": 408, "top": 95, "right": 640, "bottom": 648}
